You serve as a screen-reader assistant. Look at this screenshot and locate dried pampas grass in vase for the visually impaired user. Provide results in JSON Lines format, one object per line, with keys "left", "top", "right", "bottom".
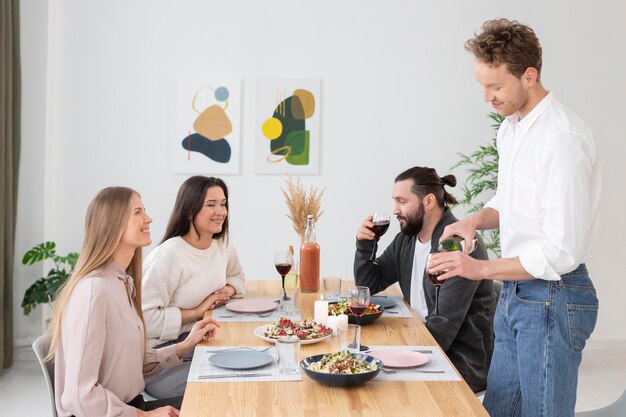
{"left": 282, "top": 175, "right": 325, "bottom": 242}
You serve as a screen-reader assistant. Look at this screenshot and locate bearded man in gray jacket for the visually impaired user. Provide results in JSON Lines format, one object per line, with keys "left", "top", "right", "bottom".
{"left": 354, "top": 166, "right": 496, "bottom": 392}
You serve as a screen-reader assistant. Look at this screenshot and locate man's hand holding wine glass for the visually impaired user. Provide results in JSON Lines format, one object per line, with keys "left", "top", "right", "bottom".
{"left": 356, "top": 215, "right": 376, "bottom": 240}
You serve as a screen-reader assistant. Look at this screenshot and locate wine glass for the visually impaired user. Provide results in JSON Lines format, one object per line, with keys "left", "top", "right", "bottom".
{"left": 348, "top": 286, "right": 370, "bottom": 350}
{"left": 368, "top": 212, "right": 391, "bottom": 262}
{"left": 275, "top": 250, "right": 293, "bottom": 299}
{"left": 425, "top": 253, "right": 448, "bottom": 323}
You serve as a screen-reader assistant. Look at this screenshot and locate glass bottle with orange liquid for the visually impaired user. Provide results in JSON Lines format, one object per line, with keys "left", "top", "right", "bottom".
{"left": 299, "top": 215, "right": 320, "bottom": 292}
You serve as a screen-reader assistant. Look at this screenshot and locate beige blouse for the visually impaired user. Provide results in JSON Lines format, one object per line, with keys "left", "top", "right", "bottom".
{"left": 54, "top": 261, "right": 182, "bottom": 417}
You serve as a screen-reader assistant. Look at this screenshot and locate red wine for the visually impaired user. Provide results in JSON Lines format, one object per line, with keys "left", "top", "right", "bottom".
{"left": 275, "top": 263, "right": 292, "bottom": 277}
{"left": 371, "top": 220, "right": 390, "bottom": 238}
{"left": 349, "top": 303, "right": 368, "bottom": 317}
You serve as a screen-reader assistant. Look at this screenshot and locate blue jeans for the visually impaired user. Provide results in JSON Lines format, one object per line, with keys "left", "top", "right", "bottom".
{"left": 483, "top": 264, "right": 598, "bottom": 417}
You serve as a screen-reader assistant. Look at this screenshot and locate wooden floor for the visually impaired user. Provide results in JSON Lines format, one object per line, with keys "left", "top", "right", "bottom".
{"left": 1, "top": 344, "right": 624, "bottom": 416}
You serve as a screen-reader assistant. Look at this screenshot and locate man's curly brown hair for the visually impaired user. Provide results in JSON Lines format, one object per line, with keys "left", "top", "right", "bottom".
{"left": 465, "top": 18, "right": 542, "bottom": 79}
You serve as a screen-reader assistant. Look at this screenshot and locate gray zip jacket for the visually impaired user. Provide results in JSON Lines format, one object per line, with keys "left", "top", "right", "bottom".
{"left": 354, "top": 208, "right": 496, "bottom": 392}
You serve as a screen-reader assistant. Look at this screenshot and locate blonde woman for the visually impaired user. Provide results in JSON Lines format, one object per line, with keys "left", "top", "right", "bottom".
{"left": 47, "top": 187, "right": 220, "bottom": 417}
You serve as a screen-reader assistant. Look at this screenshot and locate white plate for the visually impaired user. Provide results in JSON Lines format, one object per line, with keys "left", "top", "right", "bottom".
{"left": 253, "top": 325, "right": 333, "bottom": 345}
{"left": 208, "top": 350, "right": 273, "bottom": 370}
{"left": 225, "top": 299, "right": 277, "bottom": 314}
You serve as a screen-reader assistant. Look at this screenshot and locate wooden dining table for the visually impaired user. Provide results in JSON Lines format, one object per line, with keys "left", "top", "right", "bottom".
{"left": 180, "top": 280, "right": 489, "bottom": 417}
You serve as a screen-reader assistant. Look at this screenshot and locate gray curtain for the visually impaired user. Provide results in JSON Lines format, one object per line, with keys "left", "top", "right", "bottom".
{"left": 1, "top": 0, "right": 21, "bottom": 370}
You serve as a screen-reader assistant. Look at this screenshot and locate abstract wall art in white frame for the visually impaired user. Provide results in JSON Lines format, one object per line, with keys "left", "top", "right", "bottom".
{"left": 254, "top": 78, "right": 321, "bottom": 174}
{"left": 173, "top": 78, "right": 241, "bottom": 174}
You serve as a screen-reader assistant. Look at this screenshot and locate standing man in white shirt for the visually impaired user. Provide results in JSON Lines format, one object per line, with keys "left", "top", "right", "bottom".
{"left": 429, "top": 18, "right": 601, "bottom": 417}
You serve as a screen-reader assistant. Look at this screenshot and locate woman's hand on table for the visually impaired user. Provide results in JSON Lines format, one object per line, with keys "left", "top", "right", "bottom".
{"left": 195, "top": 291, "right": 230, "bottom": 316}
{"left": 177, "top": 317, "right": 221, "bottom": 355}
{"left": 214, "top": 284, "right": 236, "bottom": 297}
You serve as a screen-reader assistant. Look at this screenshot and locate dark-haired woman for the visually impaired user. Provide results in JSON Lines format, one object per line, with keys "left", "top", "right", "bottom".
{"left": 142, "top": 176, "right": 245, "bottom": 398}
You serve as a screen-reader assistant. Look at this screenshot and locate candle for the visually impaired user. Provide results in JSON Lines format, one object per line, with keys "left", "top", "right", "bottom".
{"left": 313, "top": 300, "right": 329, "bottom": 325}
{"left": 337, "top": 314, "right": 348, "bottom": 331}
{"left": 326, "top": 315, "right": 339, "bottom": 334}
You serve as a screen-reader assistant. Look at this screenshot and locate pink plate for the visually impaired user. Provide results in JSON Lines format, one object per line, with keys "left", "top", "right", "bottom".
{"left": 367, "top": 349, "right": 429, "bottom": 368}
{"left": 225, "top": 299, "right": 277, "bottom": 314}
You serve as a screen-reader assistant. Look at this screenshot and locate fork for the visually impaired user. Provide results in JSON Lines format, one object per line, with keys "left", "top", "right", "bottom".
{"left": 206, "top": 346, "right": 271, "bottom": 354}
{"left": 198, "top": 372, "right": 272, "bottom": 379}
{"left": 219, "top": 311, "right": 274, "bottom": 318}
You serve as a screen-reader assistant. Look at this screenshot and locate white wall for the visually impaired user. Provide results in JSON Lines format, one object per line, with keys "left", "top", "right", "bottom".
{"left": 15, "top": 0, "right": 626, "bottom": 345}
{"left": 13, "top": 0, "right": 48, "bottom": 345}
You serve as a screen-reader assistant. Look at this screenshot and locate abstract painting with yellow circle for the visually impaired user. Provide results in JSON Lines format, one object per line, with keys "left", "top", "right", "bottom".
{"left": 255, "top": 78, "right": 320, "bottom": 174}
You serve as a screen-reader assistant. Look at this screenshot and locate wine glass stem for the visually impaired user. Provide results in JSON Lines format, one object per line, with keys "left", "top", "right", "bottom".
{"left": 281, "top": 275, "right": 290, "bottom": 300}
{"left": 434, "top": 284, "right": 441, "bottom": 315}
{"left": 369, "top": 239, "right": 378, "bottom": 261}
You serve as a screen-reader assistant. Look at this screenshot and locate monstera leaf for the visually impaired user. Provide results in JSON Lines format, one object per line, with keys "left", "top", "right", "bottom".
{"left": 21, "top": 241, "right": 79, "bottom": 315}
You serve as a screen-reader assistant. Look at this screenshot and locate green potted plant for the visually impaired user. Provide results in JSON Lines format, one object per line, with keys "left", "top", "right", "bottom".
{"left": 21, "top": 241, "right": 78, "bottom": 315}
{"left": 452, "top": 112, "right": 504, "bottom": 258}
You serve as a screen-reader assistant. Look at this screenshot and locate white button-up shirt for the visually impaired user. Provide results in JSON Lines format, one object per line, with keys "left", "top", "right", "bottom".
{"left": 485, "top": 92, "right": 601, "bottom": 281}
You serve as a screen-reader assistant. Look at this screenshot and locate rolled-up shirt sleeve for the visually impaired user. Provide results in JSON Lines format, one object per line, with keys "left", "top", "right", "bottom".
{"left": 518, "top": 133, "right": 597, "bottom": 280}
{"left": 484, "top": 192, "right": 500, "bottom": 213}
{"left": 485, "top": 130, "right": 502, "bottom": 213}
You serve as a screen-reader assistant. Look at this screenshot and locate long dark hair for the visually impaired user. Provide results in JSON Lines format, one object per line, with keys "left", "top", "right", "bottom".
{"left": 395, "top": 167, "right": 458, "bottom": 207}
{"left": 161, "top": 176, "right": 230, "bottom": 244}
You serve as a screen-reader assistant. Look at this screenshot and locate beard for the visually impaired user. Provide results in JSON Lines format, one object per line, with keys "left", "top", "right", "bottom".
{"left": 497, "top": 84, "right": 529, "bottom": 117}
{"left": 398, "top": 203, "right": 425, "bottom": 236}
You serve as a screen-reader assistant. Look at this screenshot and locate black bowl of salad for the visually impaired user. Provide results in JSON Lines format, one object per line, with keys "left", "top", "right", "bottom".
{"left": 328, "top": 301, "right": 384, "bottom": 325}
{"left": 300, "top": 351, "right": 382, "bottom": 386}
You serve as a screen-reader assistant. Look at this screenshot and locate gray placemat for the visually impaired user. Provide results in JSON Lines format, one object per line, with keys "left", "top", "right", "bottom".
{"left": 380, "top": 296, "right": 414, "bottom": 318}
{"left": 212, "top": 304, "right": 301, "bottom": 322}
{"left": 187, "top": 345, "right": 302, "bottom": 382}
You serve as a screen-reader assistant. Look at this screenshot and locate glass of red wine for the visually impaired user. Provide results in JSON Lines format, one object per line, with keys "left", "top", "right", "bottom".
{"left": 368, "top": 212, "right": 391, "bottom": 262}
{"left": 425, "top": 253, "right": 448, "bottom": 323}
{"left": 348, "top": 286, "right": 370, "bottom": 350}
{"left": 275, "top": 250, "right": 293, "bottom": 299}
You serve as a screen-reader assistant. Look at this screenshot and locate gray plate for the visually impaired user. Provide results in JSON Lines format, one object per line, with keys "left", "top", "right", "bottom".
{"left": 371, "top": 296, "right": 397, "bottom": 309}
{"left": 209, "top": 350, "right": 274, "bottom": 370}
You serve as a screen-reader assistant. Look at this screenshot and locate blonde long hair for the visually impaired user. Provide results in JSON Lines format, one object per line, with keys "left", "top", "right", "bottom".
{"left": 45, "top": 187, "right": 146, "bottom": 360}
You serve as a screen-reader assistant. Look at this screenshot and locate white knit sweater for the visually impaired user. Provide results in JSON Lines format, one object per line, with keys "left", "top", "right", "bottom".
{"left": 142, "top": 236, "right": 245, "bottom": 347}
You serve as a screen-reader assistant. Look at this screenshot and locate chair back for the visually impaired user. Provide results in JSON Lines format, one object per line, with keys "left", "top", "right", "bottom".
{"left": 32, "top": 335, "right": 58, "bottom": 417}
